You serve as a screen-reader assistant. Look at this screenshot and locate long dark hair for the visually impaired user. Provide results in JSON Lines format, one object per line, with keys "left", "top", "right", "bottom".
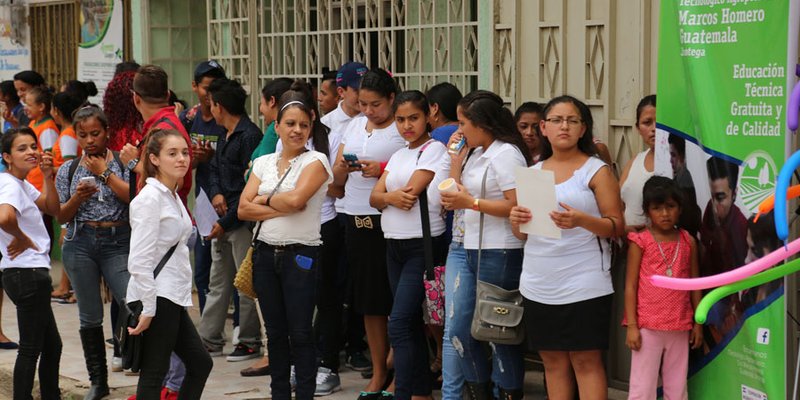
{"left": 458, "top": 90, "right": 532, "bottom": 166}
{"left": 539, "top": 95, "right": 598, "bottom": 160}
{"left": 276, "top": 81, "right": 330, "bottom": 157}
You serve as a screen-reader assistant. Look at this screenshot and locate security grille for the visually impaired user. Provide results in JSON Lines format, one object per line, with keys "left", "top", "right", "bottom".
{"left": 29, "top": 1, "right": 79, "bottom": 88}
{"left": 209, "top": 0, "right": 480, "bottom": 118}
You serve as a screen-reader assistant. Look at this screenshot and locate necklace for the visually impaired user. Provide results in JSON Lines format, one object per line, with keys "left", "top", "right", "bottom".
{"left": 651, "top": 229, "right": 680, "bottom": 277}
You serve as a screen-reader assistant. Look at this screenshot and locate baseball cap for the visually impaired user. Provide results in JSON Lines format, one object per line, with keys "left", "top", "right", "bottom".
{"left": 194, "top": 60, "right": 226, "bottom": 82}
{"left": 336, "top": 61, "right": 368, "bottom": 89}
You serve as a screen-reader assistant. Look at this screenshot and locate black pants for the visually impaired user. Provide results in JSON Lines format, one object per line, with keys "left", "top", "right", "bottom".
{"left": 3, "top": 268, "right": 62, "bottom": 400}
{"left": 136, "top": 297, "right": 212, "bottom": 399}
{"left": 317, "top": 218, "right": 345, "bottom": 371}
{"left": 253, "top": 243, "right": 319, "bottom": 400}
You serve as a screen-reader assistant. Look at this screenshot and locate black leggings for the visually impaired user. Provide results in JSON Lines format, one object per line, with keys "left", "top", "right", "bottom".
{"left": 3, "top": 268, "right": 62, "bottom": 400}
{"left": 136, "top": 297, "right": 213, "bottom": 399}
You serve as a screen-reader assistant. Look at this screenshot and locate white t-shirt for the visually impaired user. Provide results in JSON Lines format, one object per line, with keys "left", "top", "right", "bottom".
{"left": 322, "top": 102, "right": 361, "bottom": 214}
{"left": 519, "top": 156, "right": 614, "bottom": 305}
{"left": 0, "top": 173, "right": 50, "bottom": 270}
{"left": 274, "top": 131, "right": 342, "bottom": 224}
{"left": 381, "top": 140, "right": 448, "bottom": 239}
{"left": 341, "top": 115, "right": 406, "bottom": 216}
{"left": 252, "top": 150, "right": 333, "bottom": 246}
{"left": 461, "top": 141, "right": 527, "bottom": 249}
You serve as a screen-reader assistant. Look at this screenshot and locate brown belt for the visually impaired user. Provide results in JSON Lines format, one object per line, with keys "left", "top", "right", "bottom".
{"left": 83, "top": 221, "right": 127, "bottom": 228}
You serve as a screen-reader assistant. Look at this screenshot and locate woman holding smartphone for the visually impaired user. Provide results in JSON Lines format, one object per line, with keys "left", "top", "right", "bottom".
{"left": 55, "top": 105, "right": 132, "bottom": 399}
{"left": 332, "top": 68, "right": 406, "bottom": 398}
{"left": 0, "top": 127, "right": 61, "bottom": 400}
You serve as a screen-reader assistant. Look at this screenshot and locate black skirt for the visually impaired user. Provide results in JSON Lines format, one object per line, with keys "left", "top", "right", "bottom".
{"left": 523, "top": 294, "right": 612, "bottom": 351}
{"left": 345, "top": 214, "right": 393, "bottom": 316}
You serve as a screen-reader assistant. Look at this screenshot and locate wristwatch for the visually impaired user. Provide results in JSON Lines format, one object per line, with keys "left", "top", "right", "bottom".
{"left": 127, "top": 158, "right": 139, "bottom": 171}
{"left": 98, "top": 169, "right": 113, "bottom": 184}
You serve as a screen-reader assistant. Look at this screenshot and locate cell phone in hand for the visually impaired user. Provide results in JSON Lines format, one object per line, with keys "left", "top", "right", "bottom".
{"left": 343, "top": 153, "right": 360, "bottom": 168}
{"left": 79, "top": 176, "right": 97, "bottom": 187}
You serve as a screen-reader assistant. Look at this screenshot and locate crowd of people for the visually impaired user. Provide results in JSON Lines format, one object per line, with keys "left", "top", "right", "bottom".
{"left": 0, "top": 58, "right": 774, "bottom": 400}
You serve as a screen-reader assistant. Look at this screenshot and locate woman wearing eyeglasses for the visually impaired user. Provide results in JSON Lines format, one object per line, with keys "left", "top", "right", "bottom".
{"left": 55, "top": 105, "right": 132, "bottom": 400}
{"left": 510, "top": 95, "right": 624, "bottom": 400}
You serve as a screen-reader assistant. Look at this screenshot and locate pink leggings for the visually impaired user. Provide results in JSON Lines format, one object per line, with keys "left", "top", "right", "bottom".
{"left": 628, "top": 328, "right": 689, "bottom": 400}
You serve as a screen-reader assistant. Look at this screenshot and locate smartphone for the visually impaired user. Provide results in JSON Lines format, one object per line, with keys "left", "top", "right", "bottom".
{"left": 79, "top": 176, "right": 97, "bottom": 187}
{"left": 343, "top": 153, "right": 360, "bottom": 167}
{"left": 448, "top": 137, "right": 466, "bottom": 154}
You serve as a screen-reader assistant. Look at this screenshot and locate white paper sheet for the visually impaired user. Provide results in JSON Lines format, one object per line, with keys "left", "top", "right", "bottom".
{"left": 194, "top": 189, "right": 218, "bottom": 237}
{"left": 515, "top": 166, "right": 561, "bottom": 239}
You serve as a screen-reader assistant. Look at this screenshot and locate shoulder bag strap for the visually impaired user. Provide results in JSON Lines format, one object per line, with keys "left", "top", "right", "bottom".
{"left": 250, "top": 156, "right": 297, "bottom": 246}
{"left": 414, "top": 139, "right": 436, "bottom": 280}
{"left": 476, "top": 165, "right": 490, "bottom": 282}
{"left": 152, "top": 243, "right": 179, "bottom": 279}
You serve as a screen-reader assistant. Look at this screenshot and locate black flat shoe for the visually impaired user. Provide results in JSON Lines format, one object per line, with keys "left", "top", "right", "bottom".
{"left": 240, "top": 365, "right": 271, "bottom": 377}
{"left": 357, "top": 391, "right": 381, "bottom": 400}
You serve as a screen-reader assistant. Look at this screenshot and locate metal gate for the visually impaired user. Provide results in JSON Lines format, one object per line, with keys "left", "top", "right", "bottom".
{"left": 29, "top": 0, "right": 79, "bottom": 88}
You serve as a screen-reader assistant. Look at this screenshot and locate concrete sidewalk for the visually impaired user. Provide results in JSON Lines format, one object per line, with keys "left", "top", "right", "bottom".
{"left": 0, "top": 264, "right": 626, "bottom": 399}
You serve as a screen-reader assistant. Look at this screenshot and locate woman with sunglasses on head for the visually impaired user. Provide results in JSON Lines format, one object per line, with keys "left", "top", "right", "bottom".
{"left": 0, "top": 127, "right": 61, "bottom": 400}
{"left": 55, "top": 105, "right": 132, "bottom": 400}
{"left": 510, "top": 95, "right": 624, "bottom": 400}
{"left": 239, "top": 92, "right": 332, "bottom": 400}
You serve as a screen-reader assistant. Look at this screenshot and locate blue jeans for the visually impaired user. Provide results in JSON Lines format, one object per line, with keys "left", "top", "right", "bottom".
{"left": 441, "top": 243, "right": 466, "bottom": 400}
{"left": 442, "top": 245, "right": 524, "bottom": 391}
{"left": 253, "top": 243, "right": 319, "bottom": 400}
{"left": 386, "top": 238, "right": 432, "bottom": 400}
{"left": 62, "top": 224, "right": 131, "bottom": 329}
{"left": 194, "top": 237, "right": 212, "bottom": 313}
{"left": 3, "top": 268, "right": 62, "bottom": 400}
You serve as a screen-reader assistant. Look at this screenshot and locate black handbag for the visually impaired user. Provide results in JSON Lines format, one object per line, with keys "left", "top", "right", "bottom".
{"left": 116, "top": 243, "right": 179, "bottom": 372}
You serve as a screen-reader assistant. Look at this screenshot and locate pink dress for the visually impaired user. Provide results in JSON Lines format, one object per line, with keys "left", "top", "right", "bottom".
{"left": 625, "top": 229, "right": 694, "bottom": 331}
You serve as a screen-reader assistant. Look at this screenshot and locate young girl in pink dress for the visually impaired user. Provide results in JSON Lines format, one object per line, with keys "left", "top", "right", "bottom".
{"left": 624, "top": 176, "right": 704, "bottom": 399}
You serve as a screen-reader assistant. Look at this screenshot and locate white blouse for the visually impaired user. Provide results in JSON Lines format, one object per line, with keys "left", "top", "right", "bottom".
{"left": 520, "top": 157, "right": 614, "bottom": 305}
{"left": 252, "top": 150, "right": 333, "bottom": 246}
{"left": 461, "top": 140, "right": 527, "bottom": 249}
{"left": 341, "top": 115, "right": 406, "bottom": 216}
{"left": 126, "top": 178, "right": 194, "bottom": 317}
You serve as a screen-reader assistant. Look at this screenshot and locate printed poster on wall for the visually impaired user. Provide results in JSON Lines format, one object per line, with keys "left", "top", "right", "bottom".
{"left": 78, "top": 0, "right": 123, "bottom": 103}
{"left": 0, "top": 5, "right": 31, "bottom": 81}
{"left": 657, "top": 0, "right": 797, "bottom": 398}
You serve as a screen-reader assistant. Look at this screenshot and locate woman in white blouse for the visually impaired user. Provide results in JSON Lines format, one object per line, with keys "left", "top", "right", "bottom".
{"left": 331, "top": 68, "right": 405, "bottom": 397}
{"left": 126, "top": 129, "right": 213, "bottom": 399}
{"left": 238, "top": 94, "right": 333, "bottom": 400}
{"left": 439, "top": 90, "right": 531, "bottom": 400}
{"left": 0, "top": 127, "right": 61, "bottom": 400}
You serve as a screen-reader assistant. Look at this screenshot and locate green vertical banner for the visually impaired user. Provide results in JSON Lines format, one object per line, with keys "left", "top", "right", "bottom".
{"left": 657, "top": 0, "right": 794, "bottom": 398}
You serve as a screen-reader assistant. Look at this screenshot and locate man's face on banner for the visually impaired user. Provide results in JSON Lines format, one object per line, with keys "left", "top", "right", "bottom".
{"left": 669, "top": 143, "right": 685, "bottom": 172}
{"left": 710, "top": 177, "right": 735, "bottom": 221}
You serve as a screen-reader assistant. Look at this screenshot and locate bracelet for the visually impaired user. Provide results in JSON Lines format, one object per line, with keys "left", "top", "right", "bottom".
{"left": 472, "top": 198, "right": 480, "bottom": 211}
{"left": 266, "top": 195, "right": 273, "bottom": 207}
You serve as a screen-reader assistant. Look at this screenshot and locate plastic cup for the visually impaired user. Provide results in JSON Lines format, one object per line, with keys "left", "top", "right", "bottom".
{"left": 438, "top": 178, "right": 458, "bottom": 193}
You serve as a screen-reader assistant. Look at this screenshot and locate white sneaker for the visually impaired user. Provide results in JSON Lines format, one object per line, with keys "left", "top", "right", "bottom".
{"left": 232, "top": 325, "right": 240, "bottom": 346}
{"left": 111, "top": 357, "right": 123, "bottom": 372}
{"left": 314, "top": 367, "right": 341, "bottom": 396}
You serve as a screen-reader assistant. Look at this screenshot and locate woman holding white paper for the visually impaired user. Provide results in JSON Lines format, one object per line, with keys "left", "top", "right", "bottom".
{"left": 509, "top": 95, "right": 623, "bottom": 400}
{"left": 439, "top": 90, "right": 530, "bottom": 400}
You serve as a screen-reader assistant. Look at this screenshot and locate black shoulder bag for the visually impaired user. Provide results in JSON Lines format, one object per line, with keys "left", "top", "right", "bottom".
{"left": 116, "top": 242, "right": 179, "bottom": 373}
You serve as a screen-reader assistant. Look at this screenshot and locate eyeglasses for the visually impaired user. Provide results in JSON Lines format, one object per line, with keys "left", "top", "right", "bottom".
{"left": 545, "top": 117, "right": 583, "bottom": 127}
